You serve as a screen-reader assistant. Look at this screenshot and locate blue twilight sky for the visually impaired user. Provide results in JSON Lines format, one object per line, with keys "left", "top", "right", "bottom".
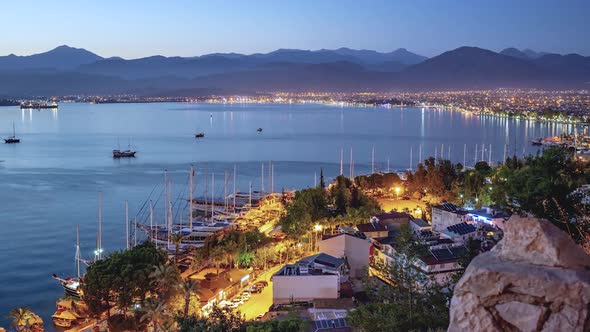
{"left": 1, "top": 0, "right": 588, "bottom": 59}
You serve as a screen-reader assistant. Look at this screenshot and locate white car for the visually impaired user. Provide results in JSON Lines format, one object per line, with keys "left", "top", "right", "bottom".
{"left": 240, "top": 292, "right": 251, "bottom": 301}
{"left": 231, "top": 298, "right": 244, "bottom": 306}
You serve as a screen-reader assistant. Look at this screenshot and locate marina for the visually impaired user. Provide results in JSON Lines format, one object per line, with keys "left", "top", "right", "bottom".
{"left": 0, "top": 102, "right": 574, "bottom": 329}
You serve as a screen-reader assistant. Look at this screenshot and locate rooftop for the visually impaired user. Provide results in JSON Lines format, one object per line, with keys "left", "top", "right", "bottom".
{"left": 275, "top": 253, "right": 344, "bottom": 277}
{"left": 420, "top": 246, "right": 468, "bottom": 266}
{"left": 411, "top": 218, "right": 431, "bottom": 227}
{"left": 433, "top": 202, "right": 469, "bottom": 215}
{"left": 356, "top": 221, "right": 388, "bottom": 233}
{"left": 446, "top": 222, "right": 477, "bottom": 236}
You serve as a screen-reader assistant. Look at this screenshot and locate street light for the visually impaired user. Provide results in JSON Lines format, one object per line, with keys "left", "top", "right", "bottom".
{"left": 395, "top": 187, "right": 400, "bottom": 200}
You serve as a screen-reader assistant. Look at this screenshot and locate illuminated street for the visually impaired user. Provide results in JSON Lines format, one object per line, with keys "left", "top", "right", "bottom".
{"left": 237, "top": 264, "right": 282, "bottom": 320}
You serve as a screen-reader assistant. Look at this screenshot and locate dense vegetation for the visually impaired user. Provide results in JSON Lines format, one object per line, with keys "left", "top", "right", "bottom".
{"left": 278, "top": 175, "right": 381, "bottom": 238}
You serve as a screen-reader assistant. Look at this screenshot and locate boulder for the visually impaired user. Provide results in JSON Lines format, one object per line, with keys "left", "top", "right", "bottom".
{"left": 448, "top": 216, "right": 590, "bottom": 332}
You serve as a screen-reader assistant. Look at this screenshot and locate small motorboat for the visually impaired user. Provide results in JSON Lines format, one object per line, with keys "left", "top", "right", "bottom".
{"left": 195, "top": 133, "right": 205, "bottom": 138}
{"left": 257, "top": 128, "right": 263, "bottom": 132}
{"left": 530, "top": 138, "right": 543, "bottom": 146}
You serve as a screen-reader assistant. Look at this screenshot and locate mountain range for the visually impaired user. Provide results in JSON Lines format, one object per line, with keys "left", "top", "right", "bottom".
{"left": 0, "top": 45, "right": 588, "bottom": 97}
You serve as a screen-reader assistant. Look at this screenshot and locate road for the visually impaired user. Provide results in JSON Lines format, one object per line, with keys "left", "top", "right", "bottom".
{"left": 235, "top": 264, "right": 282, "bottom": 320}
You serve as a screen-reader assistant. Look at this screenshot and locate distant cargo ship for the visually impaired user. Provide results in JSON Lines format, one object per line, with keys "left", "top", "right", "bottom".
{"left": 20, "top": 102, "right": 59, "bottom": 109}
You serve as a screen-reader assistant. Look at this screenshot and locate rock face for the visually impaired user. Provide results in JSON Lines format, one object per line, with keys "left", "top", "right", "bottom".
{"left": 448, "top": 216, "right": 590, "bottom": 332}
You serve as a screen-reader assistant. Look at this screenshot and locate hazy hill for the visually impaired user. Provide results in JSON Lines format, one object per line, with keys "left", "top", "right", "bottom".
{"left": 0, "top": 45, "right": 588, "bottom": 96}
{"left": 0, "top": 45, "right": 103, "bottom": 71}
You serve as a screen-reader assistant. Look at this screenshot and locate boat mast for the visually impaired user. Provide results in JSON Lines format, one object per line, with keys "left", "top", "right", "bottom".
{"left": 149, "top": 200, "right": 154, "bottom": 240}
{"left": 463, "top": 144, "right": 466, "bottom": 166}
{"left": 349, "top": 147, "right": 353, "bottom": 179}
{"left": 271, "top": 162, "right": 274, "bottom": 193}
{"left": 340, "top": 148, "right": 343, "bottom": 176}
{"left": 75, "top": 225, "right": 81, "bottom": 279}
{"left": 189, "top": 165, "right": 194, "bottom": 230}
{"left": 474, "top": 144, "right": 478, "bottom": 165}
{"left": 409, "top": 146, "right": 413, "bottom": 170}
{"left": 261, "top": 163, "right": 265, "bottom": 193}
{"left": 371, "top": 145, "right": 375, "bottom": 174}
{"left": 96, "top": 192, "right": 102, "bottom": 261}
{"left": 224, "top": 170, "right": 228, "bottom": 211}
{"left": 134, "top": 217, "right": 137, "bottom": 247}
{"left": 233, "top": 165, "right": 237, "bottom": 211}
{"left": 419, "top": 144, "right": 422, "bottom": 165}
{"left": 12, "top": 122, "right": 15, "bottom": 138}
{"left": 481, "top": 142, "right": 485, "bottom": 161}
{"left": 249, "top": 181, "right": 252, "bottom": 207}
{"left": 125, "top": 200, "right": 129, "bottom": 249}
{"left": 488, "top": 144, "right": 492, "bottom": 164}
{"left": 211, "top": 172, "right": 215, "bottom": 220}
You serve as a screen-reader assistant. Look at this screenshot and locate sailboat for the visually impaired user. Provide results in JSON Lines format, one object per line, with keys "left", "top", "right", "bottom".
{"left": 113, "top": 137, "right": 137, "bottom": 158}
{"left": 52, "top": 193, "right": 103, "bottom": 299}
{"left": 4, "top": 122, "right": 20, "bottom": 144}
{"left": 52, "top": 225, "right": 84, "bottom": 299}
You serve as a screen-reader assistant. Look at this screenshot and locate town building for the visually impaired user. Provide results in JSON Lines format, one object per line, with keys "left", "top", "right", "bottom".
{"left": 370, "top": 211, "right": 411, "bottom": 230}
{"left": 319, "top": 232, "right": 370, "bottom": 278}
{"left": 410, "top": 218, "right": 432, "bottom": 233}
{"left": 356, "top": 220, "right": 389, "bottom": 238}
{"left": 272, "top": 253, "right": 347, "bottom": 304}
{"left": 466, "top": 206, "right": 510, "bottom": 229}
{"left": 190, "top": 268, "right": 252, "bottom": 314}
{"left": 372, "top": 236, "right": 467, "bottom": 286}
{"left": 440, "top": 222, "right": 478, "bottom": 243}
{"left": 416, "top": 246, "right": 468, "bottom": 285}
{"left": 431, "top": 202, "right": 469, "bottom": 231}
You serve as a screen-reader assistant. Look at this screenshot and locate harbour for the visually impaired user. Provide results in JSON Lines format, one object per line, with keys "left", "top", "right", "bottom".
{"left": 0, "top": 101, "right": 574, "bottom": 329}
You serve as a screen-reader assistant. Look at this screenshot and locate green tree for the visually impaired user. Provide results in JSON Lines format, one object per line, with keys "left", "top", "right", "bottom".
{"left": 236, "top": 250, "right": 255, "bottom": 268}
{"left": 150, "top": 263, "right": 180, "bottom": 303}
{"left": 83, "top": 241, "right": 167, "bottom": 319}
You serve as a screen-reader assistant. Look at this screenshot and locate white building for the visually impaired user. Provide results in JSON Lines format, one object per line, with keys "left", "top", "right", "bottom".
{"left": 319, "top": 232, "right": 370, "bottom": 278}
{"left": 431, "top": 202, "right": 469, "bottom": 231}
{"left": 466, "top": 206, "right": 510, "bottom": 229}
{"left": 272, "top": 253, "right": 346, "bottom": 304}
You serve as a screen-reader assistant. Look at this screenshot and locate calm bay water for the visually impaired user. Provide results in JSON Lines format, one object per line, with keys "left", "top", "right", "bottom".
{"left": 0, "top": 102, "right": 571, "bottom": 329}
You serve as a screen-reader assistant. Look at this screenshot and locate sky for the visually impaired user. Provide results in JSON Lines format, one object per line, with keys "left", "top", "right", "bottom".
{"left": 1, "top": 0, "right": 588, "bottom": 59}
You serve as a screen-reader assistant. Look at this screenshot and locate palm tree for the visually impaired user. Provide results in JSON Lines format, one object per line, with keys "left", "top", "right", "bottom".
{"left": 150, "top": 263, "right": 180, "bottom": 302}
{"left": 224, "top": 240, "right": 239, "bottom": 268}
{"left": 210, "top": 246, "right": 225, "bottom": 275}
{"left": 190, "top": 250, "right": 205, "bottom": 272}
{"left": 140, "top": 299, "right": 166, "bottom": 332}
{"left": 170, "top": 233, "right": 184, "bottom": 264}
{"left": 178, "top": 279, "right": 200, "bottom": 319}
{"left": 7, "top": 307, "right": 34, "bottom": 332}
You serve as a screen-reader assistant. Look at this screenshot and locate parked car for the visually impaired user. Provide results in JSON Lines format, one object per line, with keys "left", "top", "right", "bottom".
{"left": 249, "top": 286, "right": 263, "bottom": 293}
{"left": 254, "top": 281, "right": 268, "bottom": 288}
{"left": 255, "top": 314, "right": 264, "bottom": 321}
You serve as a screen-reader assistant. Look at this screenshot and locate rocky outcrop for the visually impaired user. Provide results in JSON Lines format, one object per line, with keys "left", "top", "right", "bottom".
{"left": 448, "top": 215, "right": 590, "bottom": 332}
